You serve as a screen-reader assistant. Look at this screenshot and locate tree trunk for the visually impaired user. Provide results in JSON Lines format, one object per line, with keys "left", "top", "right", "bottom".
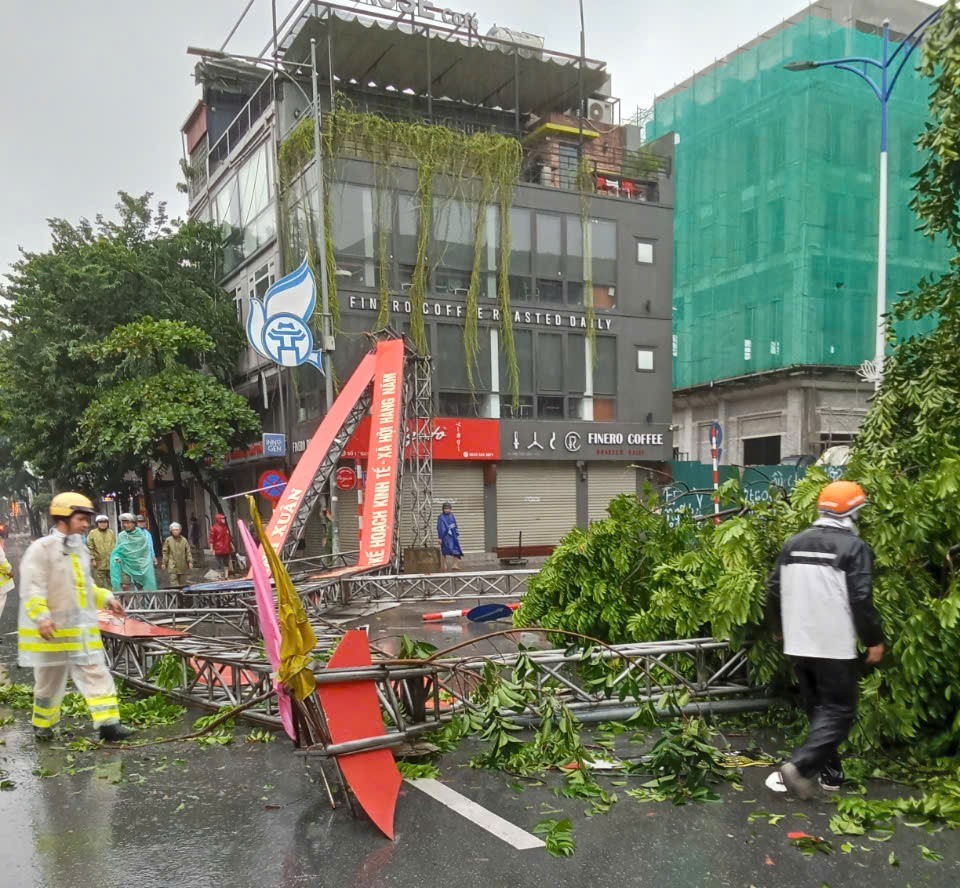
{"left": 183, "top": 458, "right": 227, "bottom": 517}
{"left": 167, "top": 436, "right": 189, "bottom": 525}
{"left": 139, "top": 464, "right": 163, "bottom": 554}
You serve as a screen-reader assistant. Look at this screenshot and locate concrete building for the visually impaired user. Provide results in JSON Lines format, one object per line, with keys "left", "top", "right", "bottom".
{"left": 647, "top": 0, "right": 948, "bottom": 466}
{"left": 181, "top": 0, "right": 674, "bottom": 559}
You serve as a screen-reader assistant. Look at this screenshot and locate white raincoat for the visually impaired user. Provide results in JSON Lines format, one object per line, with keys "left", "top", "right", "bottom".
{"left": 0, "top": 541, "right": 13, "bottom": 618}
{"left": 18, "top": 531, "right": 114, "bottom": 667}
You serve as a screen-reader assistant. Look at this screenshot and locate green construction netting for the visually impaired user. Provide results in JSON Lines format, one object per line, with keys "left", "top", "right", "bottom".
{"left": 647, "top": 14, "right": 950, "bottom": 389}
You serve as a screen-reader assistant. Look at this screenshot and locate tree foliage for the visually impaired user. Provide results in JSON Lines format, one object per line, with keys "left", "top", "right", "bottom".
{"left": 518, "top": 5, "right": 960, "bottom": 749}
{"left": 0, "top": 193, "right": 244, "bottom": 491}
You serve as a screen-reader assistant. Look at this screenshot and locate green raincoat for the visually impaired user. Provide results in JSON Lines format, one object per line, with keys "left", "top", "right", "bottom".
{"left": 110, "top": 529, "right": 157, "bottom": 592}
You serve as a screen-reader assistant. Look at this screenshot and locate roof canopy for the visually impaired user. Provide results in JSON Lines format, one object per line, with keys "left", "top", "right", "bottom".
{"left": 278, "top": 3, "right": 608, "bottom": 115}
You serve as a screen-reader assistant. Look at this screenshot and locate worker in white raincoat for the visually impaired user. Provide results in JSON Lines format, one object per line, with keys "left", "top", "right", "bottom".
{"left": 18, "top": 492, "right": 133, "bottom": 741}
{"left": 0, "top": 539, "right": 13, "bottom": 625}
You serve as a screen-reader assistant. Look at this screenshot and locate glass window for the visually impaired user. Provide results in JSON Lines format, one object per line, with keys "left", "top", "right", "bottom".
{"left": 636, "top": 348, "right": 655, "bottom": 372}
{"left": 333, "top": 314, "right": 374, "bottom": 381}
{"left": 536, "top": 213, "right": 562, "bottom": 278}
{"left": 330, "top": 183, "right": 376, "bottom": 288}
{"left": 564, "top": 215, "right": 583, "bottom": 280}
{"left": 537, "top": 333, "right": 564, "bottom": 391}
{"left": 567, "top": 333, "right": 586, "bottom": 393}
{"left": 537, "top": 396, "right": 565, "bottom": 419}
{"left": 558, "top": 143, "right": 578, "bottom": 190}
{"left": 500, "top": 395, "right": 534, "bottom": 419}
{"left": 397, "top": 193, "right": 419, "bottom": 290}
{"left": 595, "top": 336, "right": 616, "bottom": 394}
{"left": 434, "top": 199, "right": 475, "bottom": 273}
{"left": 636, "top": 240, "right": 654, "bottom": 264}
{"left": 500, "top": 328, "right": 533, "bottom": 393}
{"left": 436, "top": 325, "right": 470, "bottom": 390}
{"left": 590, "top": 219, "right": 617, "bottom": 285}
{"left": 594, "top": 396, "right": 616, "bottom": 421}
{"left": 438, "top": 392, "right": 479, "bottom": 417}
{"left": 507, "top": 207, "right": 533, "bottom": 301}
{"left": 237, "top": 144, "right": 271, "bottom": 227}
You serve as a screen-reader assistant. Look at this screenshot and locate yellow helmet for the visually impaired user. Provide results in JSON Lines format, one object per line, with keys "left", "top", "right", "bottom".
{"left": 49, "top": 492, "right": 96, "bottom": 519}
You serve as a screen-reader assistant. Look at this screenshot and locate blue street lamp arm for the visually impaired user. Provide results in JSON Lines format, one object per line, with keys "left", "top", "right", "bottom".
{"left": 827, "top": 62, "right": 883, "bottom": 101}
{"left": 886, "top": 6, "right": 944, "bottom": 68}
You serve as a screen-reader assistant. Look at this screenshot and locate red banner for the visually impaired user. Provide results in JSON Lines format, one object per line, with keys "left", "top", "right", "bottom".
{"left": 358, "top": 339, "right": 405, "bottom": 569}
{"left": 259, "top": 353, "right": 377, "bottom": 558}
{"left": 343, "top": 417, "right": 500, "bottom": 462}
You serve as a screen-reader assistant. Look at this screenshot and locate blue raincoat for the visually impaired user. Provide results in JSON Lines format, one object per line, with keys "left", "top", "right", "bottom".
{"left": 437, "top": 512, "right": 463, "bottom": 558}
{"left": 110, "top": 529, "right": 157, "bottom": 591}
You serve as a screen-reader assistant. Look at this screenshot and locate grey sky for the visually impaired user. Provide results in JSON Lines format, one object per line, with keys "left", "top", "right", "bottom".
{"left": 0, "top": 0, "right": 837, "bottom": 275}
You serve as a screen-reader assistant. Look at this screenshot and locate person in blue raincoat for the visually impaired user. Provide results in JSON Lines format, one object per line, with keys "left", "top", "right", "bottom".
{"left": 110, "top": 513, "right": 158, "bottom": 592}
{"left": 437, "top": 502, "right": 463, "bottom": 571}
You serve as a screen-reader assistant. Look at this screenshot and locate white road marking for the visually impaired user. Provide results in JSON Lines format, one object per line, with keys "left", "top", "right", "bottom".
{"left": 406, "top": 778, "right": 545, "bottom": 850}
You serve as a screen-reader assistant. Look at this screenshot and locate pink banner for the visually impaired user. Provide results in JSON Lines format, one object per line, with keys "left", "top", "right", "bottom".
{"left": 238, "top": 519, "right": 295, "bottom": 740}
{"left": 358, "top": 339, "right": 405, "bottom": 569}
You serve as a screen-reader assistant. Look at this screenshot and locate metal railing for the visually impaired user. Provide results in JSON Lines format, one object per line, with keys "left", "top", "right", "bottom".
{"left": 207, "top": 75, "right": 275, "bottom": 175}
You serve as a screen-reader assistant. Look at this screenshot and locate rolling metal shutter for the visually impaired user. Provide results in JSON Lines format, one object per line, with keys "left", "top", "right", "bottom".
{"left": 497, "top": 462, "right": 577, "bottom": 548}
{"left": 588, "top": 463, "right": 638, "bottom": 524}
{"left": 335, "top": 486, "right": 360, "bottom": 555}
{"left": 399, "top": 464, "right": 485, "bottom": 553}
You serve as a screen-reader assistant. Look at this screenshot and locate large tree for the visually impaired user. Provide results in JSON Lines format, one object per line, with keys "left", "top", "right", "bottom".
{"left": 73, "top": 318, "right": 260, "bottom": 531}
{"left": 0, "top": 193, "right": 245, "bottom": 494}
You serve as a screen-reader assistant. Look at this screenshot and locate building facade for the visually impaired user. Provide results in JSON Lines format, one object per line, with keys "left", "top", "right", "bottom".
{"left": 182, "top": 1, "right": 674, "bottom": 558}
{"left": 647, "top": 0, "right": 948, "bottom": 465}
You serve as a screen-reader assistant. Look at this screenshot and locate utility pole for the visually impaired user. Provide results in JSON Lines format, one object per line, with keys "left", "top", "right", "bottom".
{"left": 310, "top": 37, "right": 339, "bottom": 554}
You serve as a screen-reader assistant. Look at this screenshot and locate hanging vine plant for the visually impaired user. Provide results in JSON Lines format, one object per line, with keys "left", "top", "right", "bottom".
{"left": 277, "top": 105, "right": 523, "bottom": 403}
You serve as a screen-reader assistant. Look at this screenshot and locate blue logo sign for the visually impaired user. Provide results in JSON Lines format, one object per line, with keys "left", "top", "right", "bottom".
{"left": 246, "top": 257, "right": 324, "bottom": 372}
{"left": 262, "top": 433, "right": 286, "bottom": 456}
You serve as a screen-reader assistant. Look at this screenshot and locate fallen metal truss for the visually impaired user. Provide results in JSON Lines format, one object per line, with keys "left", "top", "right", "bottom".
{"left": 281, "top": 389, "right": 372, "bottom": 562}
{"left": 403, "top": 337, "right": 434, "bottom": 549}
{"left": 339, "top": 568, "right": 537, "bottom": 603}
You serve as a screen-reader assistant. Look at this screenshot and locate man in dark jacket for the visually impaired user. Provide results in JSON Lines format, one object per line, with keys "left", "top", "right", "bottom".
{"left": 767, "top": 481, "right": 885, "bottom": 799}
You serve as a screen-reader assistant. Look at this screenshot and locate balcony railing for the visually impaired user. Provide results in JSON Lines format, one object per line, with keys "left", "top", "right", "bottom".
{"left": 208, "top": 77, "right": 275, "bottom": 175}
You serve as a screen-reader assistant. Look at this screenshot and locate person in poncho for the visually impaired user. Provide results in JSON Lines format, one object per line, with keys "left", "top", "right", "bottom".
{"left": 437, "top": 502, "right": 464, "bottom": 571}
{"left": 110, "top": 513, "right": 158, "bottom": 592}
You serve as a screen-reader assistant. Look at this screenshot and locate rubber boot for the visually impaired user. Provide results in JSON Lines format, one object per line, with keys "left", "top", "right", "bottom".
{"left": 98, "top": 722, "right": 134, "bottom": 742}
{"left": 33, "top": 726, "right": 55, "bottom": 742}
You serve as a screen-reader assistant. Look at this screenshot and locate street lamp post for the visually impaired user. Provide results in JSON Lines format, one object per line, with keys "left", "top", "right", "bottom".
{"left": 187, "top": 43, "right": 339, "bottom": 552}
{"left": 784, "top": 8, "right": 943, "bottom": 390}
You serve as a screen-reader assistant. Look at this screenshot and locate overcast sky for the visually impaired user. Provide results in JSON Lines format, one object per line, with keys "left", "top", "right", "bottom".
{"left": 0, "top": 0, "right": 852, "bottom": 275}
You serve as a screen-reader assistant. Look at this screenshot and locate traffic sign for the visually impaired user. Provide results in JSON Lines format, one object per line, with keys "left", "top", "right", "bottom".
{"left": 258, "top": 469, "right": 288, "bottom": 501}
{"left": 336, "top": 466, "right": 357, "bottom": 491}
{"left": 262, "top": 433, "right": 286, "bottom": 457}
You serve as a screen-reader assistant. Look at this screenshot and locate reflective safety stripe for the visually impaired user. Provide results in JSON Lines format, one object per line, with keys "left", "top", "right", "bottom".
{"left": 25, "top": 596, "right": 50, "bottom": 620}
{"left": 19, "top": 641, "right": 104, "bottom": 653}
{"left": 94, "top": 586, "right": 111, "bottom": 609}
{"left": 86, "top": 695, "right": 118, "bottom": 708}
{"left": 32, "top": 704, "right": 61, "bottom": 728}
{"left": 71, "top": 554, "right": 87, "bottom": 608}
{"left": 33, "top": 704, "right": 60, "bottom": 716}
{"left": 89, "top": 702, "right": 120, "bottom": 724}
{"left": 19, "top": 627, "right": 89, "bottom": 638}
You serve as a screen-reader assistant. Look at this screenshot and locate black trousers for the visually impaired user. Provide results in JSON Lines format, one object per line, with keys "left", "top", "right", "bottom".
{"left": 790, "top": 656, "right": 860, "bottom": 778}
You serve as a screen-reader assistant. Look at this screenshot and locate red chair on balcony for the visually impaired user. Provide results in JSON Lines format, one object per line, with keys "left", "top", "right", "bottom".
{"left": 621, "top": 180, "right": 638, "bottom": 199}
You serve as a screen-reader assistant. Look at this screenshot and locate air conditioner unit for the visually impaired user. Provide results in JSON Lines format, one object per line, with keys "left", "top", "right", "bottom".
{"left": 588, "top": 99, "right": 616, "bottom": 126}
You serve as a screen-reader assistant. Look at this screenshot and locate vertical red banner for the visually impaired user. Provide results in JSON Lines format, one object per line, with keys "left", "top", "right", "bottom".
{"left": 358, "top": 339, "right": 405, "bottom": 568}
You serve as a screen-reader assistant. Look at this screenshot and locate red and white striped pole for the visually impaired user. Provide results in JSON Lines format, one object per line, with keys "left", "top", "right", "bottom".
{"left": 710, "top": 425, "right": 720, "bottom": 526}
{"left": 422, "top": 603, "right": 521, "bottom": 622}
{"left": 356, "top": 460, "right": 364, "bottom": 547}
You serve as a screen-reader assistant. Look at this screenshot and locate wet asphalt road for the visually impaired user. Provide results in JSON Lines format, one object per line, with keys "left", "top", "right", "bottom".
{"left": 2, "top": 538, "right": 959, "bottom": 887}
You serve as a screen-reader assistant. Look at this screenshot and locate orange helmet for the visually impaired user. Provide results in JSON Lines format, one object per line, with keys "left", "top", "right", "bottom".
{"left": 817, "top": 481, "right": 867, "bottom": 517}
